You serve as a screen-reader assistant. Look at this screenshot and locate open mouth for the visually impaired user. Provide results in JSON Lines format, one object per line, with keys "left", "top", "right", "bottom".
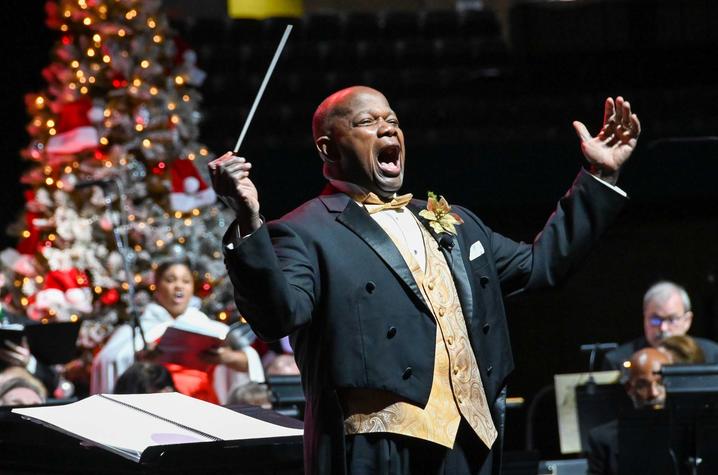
{"left": 376, "top": 144, "right": 402, "bottom": 177}
{"left": 173, "top": 291, "right": 185, "bottom": 303}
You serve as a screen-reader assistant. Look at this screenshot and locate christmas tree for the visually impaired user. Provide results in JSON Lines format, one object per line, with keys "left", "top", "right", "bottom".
{"left": 0, "top": 0, "right": 237, "bottom": 363}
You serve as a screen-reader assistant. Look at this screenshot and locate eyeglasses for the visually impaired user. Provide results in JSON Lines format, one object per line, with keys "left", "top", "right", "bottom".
{"left": 647, "top": 313, "right": 688, "bottom": 327}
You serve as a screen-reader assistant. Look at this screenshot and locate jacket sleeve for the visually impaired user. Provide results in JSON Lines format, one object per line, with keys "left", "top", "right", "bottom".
{"left": 465, "top": 168, "right": 627, "bottom": 296}
{"left": 222, "top": 220, "right": 319, "bottom": 341}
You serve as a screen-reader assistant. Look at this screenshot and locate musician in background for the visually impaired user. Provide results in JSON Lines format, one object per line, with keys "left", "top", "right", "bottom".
{"left": 113, "top": 362, "right": 176, "bottom": 394}
{"left": 0, "top": 302, "right": 59, "bottom": 395}
{"left": 658, "top": 334, "right": 705, "bottom": 364}
{"left": 91, "top": 258, "right": 262, "bottom": 403}
{"left": 588, "top": 347, "right": 670, "bottom": 475}
{"left": 0, "top": 366, "right": 46, "bottom": 406}
{"left": 602, "top": 281, "right": 718, "bottom": 370}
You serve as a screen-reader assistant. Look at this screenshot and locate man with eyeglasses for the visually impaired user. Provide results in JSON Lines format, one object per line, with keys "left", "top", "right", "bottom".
{"left": 588, "top": 347, "right": 671, "bottom": 475}
{"left": 602, "top": 281, "right": 718, "bottom": 370}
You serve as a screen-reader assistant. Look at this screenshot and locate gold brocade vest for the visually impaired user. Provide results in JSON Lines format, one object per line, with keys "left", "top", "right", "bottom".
{"left": 342, "top": 213, "right": 498, "bottom": 449}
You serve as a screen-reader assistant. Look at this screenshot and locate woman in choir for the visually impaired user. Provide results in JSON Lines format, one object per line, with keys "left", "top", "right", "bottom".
{"left": 91, "top": 258, "right": 264, "bottom": 403}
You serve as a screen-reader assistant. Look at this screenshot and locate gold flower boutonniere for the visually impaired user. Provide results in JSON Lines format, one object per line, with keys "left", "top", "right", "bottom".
{"left": 418, "top": 192, "right": 464, "bottom": 235}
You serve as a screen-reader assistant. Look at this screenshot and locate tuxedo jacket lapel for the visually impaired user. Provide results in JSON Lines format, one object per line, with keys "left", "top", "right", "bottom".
{"left": 408, "top": 201, "right": 476, "bottom": 325}
{"left": 321, "top": 194, "right": 429, "bottom": 311}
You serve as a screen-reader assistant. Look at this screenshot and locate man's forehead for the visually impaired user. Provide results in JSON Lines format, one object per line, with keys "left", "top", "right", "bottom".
{"left": 645, "top": 292, "right": 684, "bottom": 313}
{"left": 336, "top": 91, "right": 391, "bottom": 113}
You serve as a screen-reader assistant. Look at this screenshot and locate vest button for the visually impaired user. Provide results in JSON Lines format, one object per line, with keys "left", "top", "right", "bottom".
{"left": 402, "top": 367, "right": 413, "bottom": 379}
{"left": 479, "top": 276, "right": 490, "bottom": 287}
{"left": 483, "top": 323, "right": 490, "bottom": 334}
{"left": 365, "top": 281, "right": 376, "bottom": 293}
{"left": 387, "top": 326, "right": 397, "bottom": 339}
{"left": 427, "top": 281, "right": 435, "bottom": 290}
{"left": 447, "top": 336, "right": 454, "bottom": 346}
{"left": 438, "top": 308, "right": 445, "bottom": 317}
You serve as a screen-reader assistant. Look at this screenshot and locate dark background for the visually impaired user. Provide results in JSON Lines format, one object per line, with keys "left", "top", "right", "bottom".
{"left": 3, "top": 0, "right": 717, "bottom": 457}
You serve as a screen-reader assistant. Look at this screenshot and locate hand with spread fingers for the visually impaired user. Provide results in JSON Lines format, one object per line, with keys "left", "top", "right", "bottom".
{"left": 573, "top": 96, "right": 641, "bottom": 185}
{"left": 0, "top": 339, "right": 32, "bottom": 368}
{"left": 207, "top": 152, "right": 262, "bottom": 235}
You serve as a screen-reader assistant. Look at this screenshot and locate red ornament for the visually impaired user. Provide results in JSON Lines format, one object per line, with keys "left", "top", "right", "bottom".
{"left": 110, "top": 71, "right": 128, "bottom": 89}
{"left": 46, "top": 98, "right": 99, "bottom": 155}
{"left": 173, "top": 37, "right": 191, "bottom": 66}
{"left": 195, "top": 281, "right": 212, "bottom": 298}
{"left": 169, "top": 159, "right": 216, "bottom": 212}
{"left": 45, "top": 1, "right": 62, "bottom": 29}
{"left": 17, "top": 192, "right": 41, "bottom": 255}
{"left": 44, "top": 268, "right": 90, "bottom": 290}
{"left": 100, "top": 288, "right": 120, "bottom": 305}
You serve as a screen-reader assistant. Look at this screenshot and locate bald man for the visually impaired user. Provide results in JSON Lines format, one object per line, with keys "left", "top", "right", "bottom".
{"left": 587, "top": 348, "right": 670, "bottom": 475}
{"left": 210, "top": 86, "right": 640, "bottom": 474}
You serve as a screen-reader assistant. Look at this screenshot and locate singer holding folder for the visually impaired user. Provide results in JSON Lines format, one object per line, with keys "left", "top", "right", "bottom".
{"left": 91, "top": 259, "right": 262, "bottom": 403}
{"left": 210, "top": 86, "right": 641, "bottom": 474}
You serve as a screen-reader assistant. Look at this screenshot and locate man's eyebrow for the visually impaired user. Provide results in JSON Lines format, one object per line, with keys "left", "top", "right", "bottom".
{"left": 351, "top": 108, "right": 397, "bottom": 117}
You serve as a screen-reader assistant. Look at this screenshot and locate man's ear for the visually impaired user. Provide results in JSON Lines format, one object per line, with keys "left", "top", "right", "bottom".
{"left": 315, "top": 135, "right": 337, "bottom": 163}
{"left": 684, "top": 311, "right": 694, "bottom": 329}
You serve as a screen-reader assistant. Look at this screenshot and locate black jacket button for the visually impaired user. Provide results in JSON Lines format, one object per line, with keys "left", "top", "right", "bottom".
{"left": 487, "top": 365, "right": 493, "bottom": 375}
{"left": 402, "top": 367, "right": 413, "bottom": 379}
{"left": 483, "top": 323, "right": 490, "bottom": 334}
{"left": 387, "top": 326, "right": 397, "bottom": 339}
{"left": 479, "top": 276, "right": 490, "bottom": 287}
{"left": 365, "top": 281, "right": 376, "bottom": 293}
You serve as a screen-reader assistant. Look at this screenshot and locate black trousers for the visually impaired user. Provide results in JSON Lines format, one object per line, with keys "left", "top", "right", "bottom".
{"left": 345, "top": 420, "right": 494, "bottom": 475}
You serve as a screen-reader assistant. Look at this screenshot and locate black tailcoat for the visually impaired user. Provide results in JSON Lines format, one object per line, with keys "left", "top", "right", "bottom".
{"left": 223, "top": 169, "right": 626, "bottom": 474}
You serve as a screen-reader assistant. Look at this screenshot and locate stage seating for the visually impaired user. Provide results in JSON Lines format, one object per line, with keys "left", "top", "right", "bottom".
{"left": 171, "top": 1, "right": 718, "bottom": 151}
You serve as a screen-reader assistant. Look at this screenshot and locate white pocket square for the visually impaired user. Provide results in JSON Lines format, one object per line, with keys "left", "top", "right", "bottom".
{"left": 469, "top": 241, "right": 485, "bottom": 261}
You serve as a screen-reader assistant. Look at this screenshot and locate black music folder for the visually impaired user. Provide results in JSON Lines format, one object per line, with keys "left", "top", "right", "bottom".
{"left": 0, "top": 320, "right": 80, "bottom": 364}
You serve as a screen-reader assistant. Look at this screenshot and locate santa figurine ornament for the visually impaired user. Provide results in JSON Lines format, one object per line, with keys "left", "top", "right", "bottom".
{"left": 169, "top": 159, "right": 216, "bottom": 212}
{"left": 46, "top": 98, "right": 99, "bottom": 156}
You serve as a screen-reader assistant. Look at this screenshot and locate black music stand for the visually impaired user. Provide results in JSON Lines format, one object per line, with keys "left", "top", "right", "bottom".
{"left": 617, "top": 408, "right": 672, "bottom": 475}
{"left": 0, "top": 402, "right": 303, "bottom": 474}
{"left": 576, "top": 383, "right": 632, "bottom": 452}
{"left": 661, "top": 364, "right": 718, "bottom": 475}
{"left": 267, "top": 374, "right": 305, "bottom": 420}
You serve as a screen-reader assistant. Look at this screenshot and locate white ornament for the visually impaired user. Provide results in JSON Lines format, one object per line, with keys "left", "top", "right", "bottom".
{"left": 88, "top": 106, "right": 104, "bottom": 124}
{"left": 183, "top": 176, "right": 200, "bottom": 194}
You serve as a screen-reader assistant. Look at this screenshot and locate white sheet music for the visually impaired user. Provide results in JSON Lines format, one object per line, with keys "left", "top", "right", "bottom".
{"left": 13, "top": 392, "right": 303, "bottom": 463}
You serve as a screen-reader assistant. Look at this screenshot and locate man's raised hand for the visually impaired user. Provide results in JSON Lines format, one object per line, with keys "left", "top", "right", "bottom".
{"left": 573, "top": 96, "right": 641, "bottom": 185}
{"left": 208, "top": 152, "right": 262, "bottom": 235}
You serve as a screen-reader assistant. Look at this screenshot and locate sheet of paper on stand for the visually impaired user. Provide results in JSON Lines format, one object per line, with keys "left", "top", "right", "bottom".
{"left": 12, "top": 391, "right": 303, "bottom": 463}
{"left": 554, "top": 370, "right": 621, "bottom": 453}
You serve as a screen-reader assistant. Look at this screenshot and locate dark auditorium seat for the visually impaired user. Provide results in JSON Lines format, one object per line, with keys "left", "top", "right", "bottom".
{"left": 353, "top": 39, "right": 396, "bottom": 69}
{"left": 460, "top": 9, "right": 501, "bottom": 38}
{"left": 303, "top": 12, "right": 343, "bottom": 41}
{"left": 228, "top": 18, "right": 263, "bottom": 44}
{"left": 183, "top": 17, "right": 229, "bottom": 45}
{"left": 393, "top": 38, "right": 434, "bottom": 69}
{"left": 262, "top": 16, "right": 302, "bottom": 41}
{"left": 383, "top": 10, "right": 421, "bottom": 40}
{"left": 344, "top": 11, "right": 382, "bottom": 41}
{"left": 433, "top": 37, "right": 473, "bottom": 67}
{"left": 423, "top": 10, "right": 460, "bottom": 39}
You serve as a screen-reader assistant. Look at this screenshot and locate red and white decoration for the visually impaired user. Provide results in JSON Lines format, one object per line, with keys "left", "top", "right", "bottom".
{"left": 46, "top": 98, "right": 99, "bottom": 155}
{"left": 169, "top": 159, "right": 216, "bottom": 212}
{"left": 29, "top": 268, "right": 93, "bottom": 320}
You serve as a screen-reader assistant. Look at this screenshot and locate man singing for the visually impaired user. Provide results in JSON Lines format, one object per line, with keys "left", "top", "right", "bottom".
{"left": 209, "top": 86, "right": 640, "bottom": 474}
